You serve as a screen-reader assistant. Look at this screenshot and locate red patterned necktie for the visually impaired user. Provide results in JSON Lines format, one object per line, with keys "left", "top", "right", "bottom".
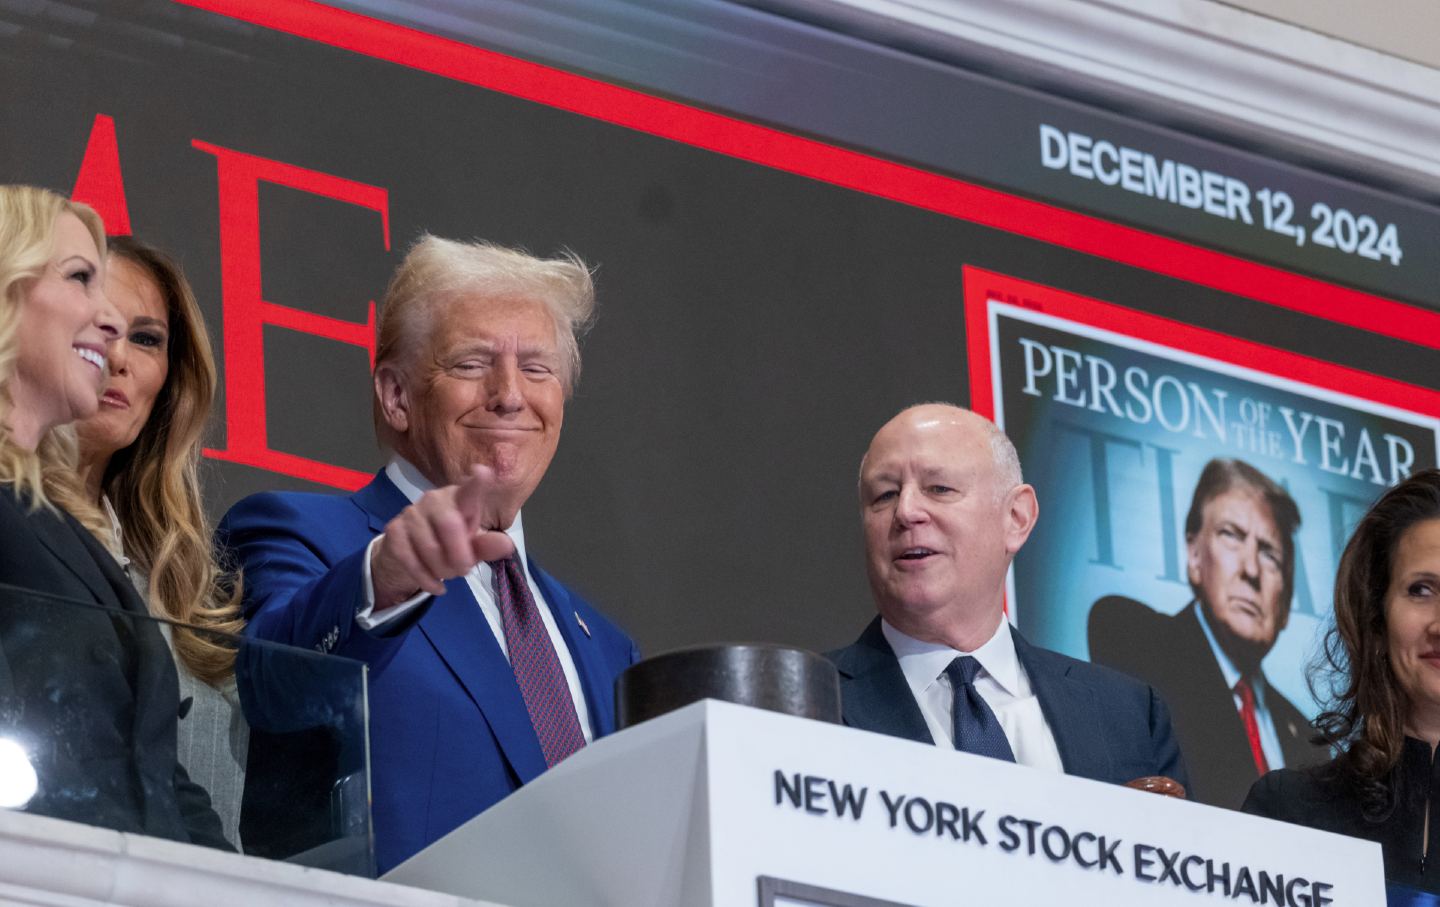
{"left": 489, "top": 555, "right": 586, "bottom": 767}
{"left": 1234, "top": 677, "right": 1269, "bottom": 775}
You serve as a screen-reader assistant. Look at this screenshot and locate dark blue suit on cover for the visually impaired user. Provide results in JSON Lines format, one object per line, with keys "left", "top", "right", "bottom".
{"left": 828, "top": 618, "right": 1189, "bottom": 791}
{"left": 219, "top": 471, "right": 639, "bottom": 873}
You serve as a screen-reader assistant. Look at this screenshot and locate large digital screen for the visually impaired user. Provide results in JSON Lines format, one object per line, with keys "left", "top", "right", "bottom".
{"left": 3, "top": 1, "right": 1436, "bottom": 809}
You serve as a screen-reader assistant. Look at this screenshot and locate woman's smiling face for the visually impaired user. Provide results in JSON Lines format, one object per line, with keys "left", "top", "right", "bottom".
{"left": 77, "top": 256, "right": 171, "bottom": 464}
{"left": 1386, "top": 518, "right": 1440, "bottom": 733}
{"left": 10, "top": 212, "right": 122, "bottom": 447}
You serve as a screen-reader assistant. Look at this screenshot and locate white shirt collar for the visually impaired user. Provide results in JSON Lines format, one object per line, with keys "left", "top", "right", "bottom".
{"left": 882, "top": 614, "right": 1021, "bottom": 699}
{"left": 99, "top": 494, "right": 130, "bottom": 567}
{"left": 1194, "top": 601, "right": 1268, "bottom": 702}
{"left": 384, "top": 457, "right": 528, "bottom": 567}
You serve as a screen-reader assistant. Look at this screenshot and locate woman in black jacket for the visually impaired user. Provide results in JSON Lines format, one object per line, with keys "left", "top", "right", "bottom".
{"left": 1245, "top": 469, "right": 1440, "bottom": 893}
{"left": 0, "top": 184, "right": 228, "bottom": 848}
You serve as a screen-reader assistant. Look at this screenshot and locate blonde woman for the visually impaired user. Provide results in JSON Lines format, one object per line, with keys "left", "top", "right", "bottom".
{"left": 76, "top": 235, "right": 247, "bottom": 845}
{"left": 0, "top": 184, "right": 228, "bottom": 847}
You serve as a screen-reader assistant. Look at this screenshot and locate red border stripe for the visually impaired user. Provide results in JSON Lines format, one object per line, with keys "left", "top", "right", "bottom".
{"left": 962, "top": 265, "right": 1440, "bottom": 421}
{"left": 175, "top": 0, "right": 1440, "bottom": 350}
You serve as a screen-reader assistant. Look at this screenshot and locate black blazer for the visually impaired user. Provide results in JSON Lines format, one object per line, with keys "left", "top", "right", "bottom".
{"left": 0, "top": 484, "right": 228, "bottom": 848}
{"left": 827, "top": 617, "right": 1189, "bottom": 791}
{"left": 1088, "top": 596, "right": 1326, "bottom": 809}
{"left": 1244, "top": 739, "right": 1440, "bottom": 894}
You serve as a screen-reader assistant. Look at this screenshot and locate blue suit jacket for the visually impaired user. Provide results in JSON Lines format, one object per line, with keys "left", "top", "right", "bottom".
{"left": 827, "top": 618, "right": 1189, "bottom": 791}
{"left": 219, "top": 471, "right": 640, "bottom": 872}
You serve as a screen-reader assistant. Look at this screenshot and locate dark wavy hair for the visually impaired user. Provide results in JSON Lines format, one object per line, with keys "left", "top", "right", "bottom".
{"left": 1312, "top": 468, "right": 1440, "bottom": 815}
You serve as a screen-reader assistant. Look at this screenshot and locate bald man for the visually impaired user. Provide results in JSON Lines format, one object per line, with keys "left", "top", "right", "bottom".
{"left": 827, "top": 404, "right": 1188, "bottom": 790}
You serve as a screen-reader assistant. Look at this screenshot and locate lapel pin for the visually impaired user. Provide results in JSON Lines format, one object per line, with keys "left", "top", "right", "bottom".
{"left": 575, "top": 611, "right": 591, "bottom": 638}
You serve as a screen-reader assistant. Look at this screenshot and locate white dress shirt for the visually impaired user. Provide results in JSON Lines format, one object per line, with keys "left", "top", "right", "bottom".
{"left": 1194, "top": 604, "right": 1284, "bottom": 769}
{"left": 355, "top": 457, "right": 593, "bottom": 742}
{"left": 882, "top": 616, "right": 1064, "bottom": 772}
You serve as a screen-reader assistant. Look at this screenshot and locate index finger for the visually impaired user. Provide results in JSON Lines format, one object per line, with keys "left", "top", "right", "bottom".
{"left": 453, "top": 462, "right": 497, "bottom": 530}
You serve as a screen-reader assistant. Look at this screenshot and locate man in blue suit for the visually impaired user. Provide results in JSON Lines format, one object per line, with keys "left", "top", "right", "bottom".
{"left": 828, "top": 404, "right": 1187, "bottom": 791}
{"left": 220, "top": 236, "right": 639, "bottom": 874}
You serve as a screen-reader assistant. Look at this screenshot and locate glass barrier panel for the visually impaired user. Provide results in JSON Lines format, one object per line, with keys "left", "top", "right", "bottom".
{"left": 0, "top": 582, "right": 372, "bottom": 876}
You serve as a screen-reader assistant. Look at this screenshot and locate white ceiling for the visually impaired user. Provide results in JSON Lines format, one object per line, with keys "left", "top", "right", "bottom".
{"left": 747, "top": 0, "right": 1440, "bottom": 191}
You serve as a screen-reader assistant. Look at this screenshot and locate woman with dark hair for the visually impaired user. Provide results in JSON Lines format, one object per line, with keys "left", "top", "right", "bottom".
{"left": 0, "top": 184, "right": 227, "bottom": 847}
{"left": 1244, "top": 468, "right": 1440, "bottom": 892}
{"left": 75, "top": 235, "right": 247, "bottom": 844}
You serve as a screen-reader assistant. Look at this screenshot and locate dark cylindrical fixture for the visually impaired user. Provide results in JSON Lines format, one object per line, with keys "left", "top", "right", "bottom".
{"left": 616, "top": 643, "right": 841, "bottom": 730}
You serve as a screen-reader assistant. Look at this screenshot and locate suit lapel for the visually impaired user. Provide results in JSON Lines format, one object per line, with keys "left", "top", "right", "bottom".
{"left": 834, "top": 618, "right": 934, "bottom": 744}
{"left": 1175, "top": 604, "right": 1255, "bottom": 761}
{"left": 1267, "top": 682, "right": 1323, "bottom": 768}
{"left": 351, "top": 472, "right": 549, "bottom": 783}
{"left": 29, "top": 506, "right": 131, "bottom": 612}
{"left": 531, "top": 563, "right": 612, "bottom": 737}
{"left": 29, "top": 499, "right": 179, "bottom": 825}
{"left": 1014, "top": 629, "right": 1112, "bottom": 781}
{"left": 417, "top": 583, "right": 548, "bottom": 782}
{"left": 351, "top": 470, "right": 410, "bottom": 535}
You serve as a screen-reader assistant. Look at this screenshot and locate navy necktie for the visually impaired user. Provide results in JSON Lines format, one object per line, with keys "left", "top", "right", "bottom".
{"left": 489, "top": 555, "right": 587, "bottom": 767}
{"left": 944, "top": 655, "right": 1016, "bottom": 762}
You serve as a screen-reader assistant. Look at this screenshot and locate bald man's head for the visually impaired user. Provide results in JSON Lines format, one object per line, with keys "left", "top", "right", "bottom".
{"left": 860, "top": 404, "right": 1022, "bottom": 503}
{"left": 858, "top": 404, "right": 1038, "bottom": 632}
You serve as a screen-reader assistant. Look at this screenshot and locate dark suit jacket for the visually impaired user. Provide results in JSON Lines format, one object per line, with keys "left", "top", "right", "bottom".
{"left": 1088, "top": 597, "right": 1325, "bottom": 810}
{"left": 0, "top": 485, "right": 228, "bottom": 848}
{"left": 219, "top": 470, "right": 641, "bottom": 873}
{"left": 1244, "top": 738, "right": 1440, "bottom": 893}
{"left": 827, "top": 617, "right": 1189, "bottom": 790}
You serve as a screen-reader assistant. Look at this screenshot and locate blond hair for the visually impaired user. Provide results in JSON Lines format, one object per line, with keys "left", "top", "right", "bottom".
{"left": 372, "top": 235, "right": 596, "bottom": 447}
{"left": 0, "top": 185, "right": 108, "bottom": 535}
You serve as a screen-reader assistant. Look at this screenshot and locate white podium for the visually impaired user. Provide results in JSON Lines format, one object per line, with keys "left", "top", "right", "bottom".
{"left": 386, "top": 699, "right": 1383, "bottom": 907}
{"left": 0, "top": 808, "right": 507, "bottom": 907}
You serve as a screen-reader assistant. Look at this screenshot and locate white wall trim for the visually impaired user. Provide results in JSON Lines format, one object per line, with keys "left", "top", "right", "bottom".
{"left": 749, "top": 0, "right": 1440, "bottom": 190}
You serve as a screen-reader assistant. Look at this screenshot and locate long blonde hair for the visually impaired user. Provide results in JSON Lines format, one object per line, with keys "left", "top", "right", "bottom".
{"left": 92, "top": 236, "right": 243, "bottom": 685}
{"left": 0, "top": 185, "right": 109, "bottom": 537}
